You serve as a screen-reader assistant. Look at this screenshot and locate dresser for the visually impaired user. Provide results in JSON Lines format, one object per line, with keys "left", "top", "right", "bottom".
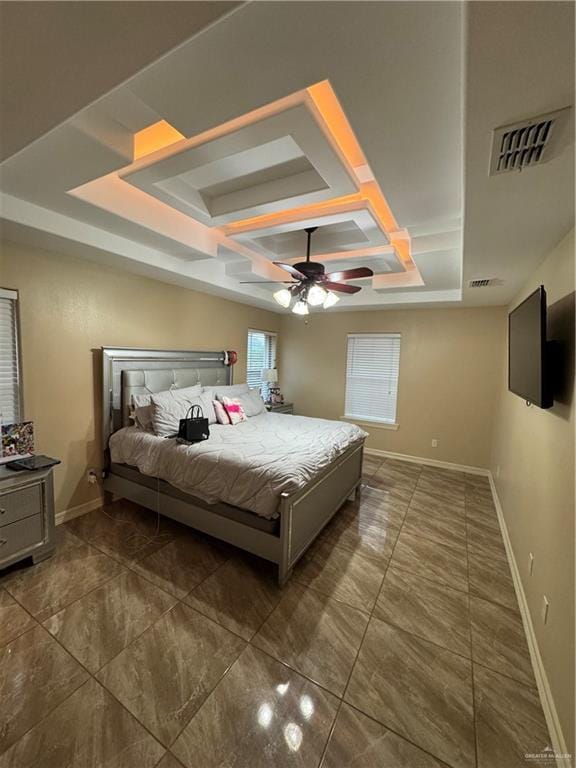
{"left": 0, "top": 465, "right": 56, "bottom": 570}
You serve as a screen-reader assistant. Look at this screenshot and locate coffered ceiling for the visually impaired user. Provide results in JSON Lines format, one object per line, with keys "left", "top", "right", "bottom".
{"left": 0, "top": 1, "right": 573, "bottom": 312}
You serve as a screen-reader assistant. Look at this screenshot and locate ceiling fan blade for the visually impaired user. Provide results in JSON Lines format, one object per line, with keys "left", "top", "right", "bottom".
{"left": 323, "top": 281, "right": 362, "bottom": 294}
{"left": 273, "top": 262, "right": 307, "bottom": 280}
{"left": 324, "top": 267, "right": 374, "bottom": 281}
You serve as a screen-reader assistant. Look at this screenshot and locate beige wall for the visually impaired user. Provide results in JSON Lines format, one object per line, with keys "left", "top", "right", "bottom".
{"left": 491, "top": 229, "right": 575, "bottom": 755}
{"left": 280, "top": 305, "right": 506, "bottom": 468}
{"left": 1, "top": 240, "right": 279, "bottom": 513}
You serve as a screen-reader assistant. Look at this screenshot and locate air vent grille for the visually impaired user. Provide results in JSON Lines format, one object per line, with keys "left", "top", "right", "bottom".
{"left": 489, "top": 107, "right": 571, "bottom": 175}
{"left": 469, "top": 278, "right": 500, "bottom": 288}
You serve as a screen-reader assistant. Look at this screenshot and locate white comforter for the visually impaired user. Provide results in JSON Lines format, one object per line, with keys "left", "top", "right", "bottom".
{"left": 109, "top": 412, "right": 366, "bottom": 519}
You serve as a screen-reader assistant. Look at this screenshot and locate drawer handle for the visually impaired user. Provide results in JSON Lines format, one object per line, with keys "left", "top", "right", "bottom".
{"left": 0, "top": 539, "right": 7, "bottom": 547}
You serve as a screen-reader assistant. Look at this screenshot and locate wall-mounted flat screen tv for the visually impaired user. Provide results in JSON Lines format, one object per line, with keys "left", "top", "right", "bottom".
{"left": 508, "top": 286, "right": 553, "bottom": 408}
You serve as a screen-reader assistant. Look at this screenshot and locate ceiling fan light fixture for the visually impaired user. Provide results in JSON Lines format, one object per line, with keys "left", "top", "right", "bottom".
{"left": 323, "top": 291, "right": 340, "bottom": 309}
{"left": 273, "top": 288, "right": 292, "bottom": 308}
{"left": 292, "top": 299, "right": 309, "bottom": 316}
{"left": 307, "top": 284, "right": 327, "bottom": 306}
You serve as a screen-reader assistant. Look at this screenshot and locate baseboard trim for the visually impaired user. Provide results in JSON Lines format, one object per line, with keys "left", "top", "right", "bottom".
{"left": 489, "top": 474, "right": 570, "bottom": 766}
{"left": 363, "top": 447, "right": 489, "bottom": 476}
{"left": 55, "top": 496, "right": 102, "bottom": 526}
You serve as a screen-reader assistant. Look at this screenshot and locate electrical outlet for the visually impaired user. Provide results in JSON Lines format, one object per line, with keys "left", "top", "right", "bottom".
{"left": 431, "top": 439, "right": 438, "bottom": 448}
{"left": 528, "top": 552, "right": 534, "bottom": 576}
{"left": 541, "top": 595, "right": 549, "bottom": 624}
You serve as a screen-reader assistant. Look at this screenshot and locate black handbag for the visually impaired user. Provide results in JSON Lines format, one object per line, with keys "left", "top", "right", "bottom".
{"left": 178, "top": 404, "right": 210, "bottom": 443}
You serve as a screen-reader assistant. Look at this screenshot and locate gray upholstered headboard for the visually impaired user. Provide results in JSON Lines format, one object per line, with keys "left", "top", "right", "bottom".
{"left": 102, "top": 347, "right": 232, "bottom": 465}
{"left": 122, "top": 367, "right": 228, "bottom": 427}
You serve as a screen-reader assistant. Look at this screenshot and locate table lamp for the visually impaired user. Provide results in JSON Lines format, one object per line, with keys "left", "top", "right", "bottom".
{"left": 261, "top": 369, "right": 280, "bottom": 403}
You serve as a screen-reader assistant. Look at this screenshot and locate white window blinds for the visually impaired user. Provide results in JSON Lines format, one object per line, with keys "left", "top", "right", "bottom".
{"left": 345, "top": 333, "right": 401, "bottom": 424}
{"left": 247, "top": 329, "right": 277, "bottom": 397}
{"left": 0, "top": 288, "right": 22, "bottom": 425}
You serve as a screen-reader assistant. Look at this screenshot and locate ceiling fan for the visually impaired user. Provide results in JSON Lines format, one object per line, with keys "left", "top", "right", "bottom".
{"left": 240, "top": 227, "right": 374, "bottom": 314}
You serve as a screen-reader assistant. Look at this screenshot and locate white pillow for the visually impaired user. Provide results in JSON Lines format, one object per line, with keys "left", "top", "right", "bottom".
{"left": 151, "top": 387, "right": 214, "bottom": 436}
{"left": 236, "top": 389, "right": 266, "bottom": 417}
{"left": 131, "top": 384, "right": 202, "bottom": 410}
{"left": 209, "top": 383, "right": 250, "bottom": 399}
{"left": 131, "top": 390, "right": 179, "bottom": 432}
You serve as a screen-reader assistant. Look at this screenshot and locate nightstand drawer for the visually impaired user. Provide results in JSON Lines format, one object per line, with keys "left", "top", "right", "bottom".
{"left": 266, "top": 403, "right": 294, "bottom": 414}
{"left": 0, "top": 515, "right": 44, "bottom": 561}
{"left": 0, "top": 482, "right": 43, "bottom": 526}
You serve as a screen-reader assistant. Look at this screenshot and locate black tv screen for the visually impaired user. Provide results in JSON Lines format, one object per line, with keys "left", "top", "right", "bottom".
{"left": 508, "top": 286, "right": 552, "bottom": 408}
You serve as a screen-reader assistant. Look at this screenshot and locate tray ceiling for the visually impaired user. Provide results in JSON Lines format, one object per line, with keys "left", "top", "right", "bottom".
{"left": 0, "top": 2, "right": 572, "bottom": 311}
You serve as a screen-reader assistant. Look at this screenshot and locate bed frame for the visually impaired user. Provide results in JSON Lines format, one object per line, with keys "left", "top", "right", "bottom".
{"left": 101, "top": 347, "right": 363, "bottom": 584}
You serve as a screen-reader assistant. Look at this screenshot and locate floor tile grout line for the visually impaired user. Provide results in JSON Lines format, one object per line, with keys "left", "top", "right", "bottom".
{"left": 64, "top": 508, "right": 236, "bottom": 610}
{"left": 0, "top": 591, "right": 42, "bottom": 650}
{"left": 40, "top": 601, "right": 180, "bottom": 757}
{"left": 160, "top": 631, "right": 246, "bottom": 752}
{"left": 81, "top": 591, "right": 248, "bottom": 754}
{"left": 381, "top": 470, "right": 480, "bottom": 768}
{"left": 125, "top": 549, "right": 230, "bottom": 604}
{"left": 243, "top": 642, "right": 344, "bottom": 703}
{"left": 40, "top": 568, "right": 128, "bottom": 626}
{"left": 2, "top": 572, "right": 233, "bottom": 761}
{"left": 158, "top": 632, "right": 249, "bottom": 754}
{"left": 203, "top": 457, "right": 392, "bottom": 767}
{"left": 359, "top": 480, "right": 522, "bottom": 668}
{"left": 464, "top": 490, "right": 480, "bottom": 768}
{"left": 2, "top": 528, "right": 134, "bottom": 625}
{"left": 381, "top": 546, "right": 469, "bottom": 594}
{"left": 370, "top": 613, "right": 472, "bottom": 662}
{"left": 40, "top": 616, "right": 168, "bottom": 742}
{"left": 89, "top": 598, "right": 180, "bottom": 677}
{"left": 337, "top": 466, "right": 483, "bottom": 768}
{"left": 0, "top": 625, "right": 93, "bottom": 759}
{"left": 320, "top": 464, "right": 426, "bottom": 765}
{"left": 470, "top": 658, "right": 541, "bottom": 692}
{"left": 342, "top": 700, "right": 457, "bottom": 768}
{"left": 64, "top": 508, "right": 181, "bottom": 570}
{"left": 3, "top": 516, "right": 248, "bottom": 759}
{"left": 317, "top": 461, "right": 429, "bottom": 767}
{"left": 175, "top": 597, "right": 252, "bottom": 645}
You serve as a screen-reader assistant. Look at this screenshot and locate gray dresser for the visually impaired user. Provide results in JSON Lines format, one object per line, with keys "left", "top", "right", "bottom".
{"left": 0, "top": 465, "right": 56, "bottom": 570}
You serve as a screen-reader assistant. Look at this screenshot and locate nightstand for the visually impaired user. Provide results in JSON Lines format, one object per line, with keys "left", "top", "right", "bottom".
{"left": 0, "top": 465, "right": 56, "bottom": 570}
{"left": 266, "top": 403, "right": 294, "bottom": 414}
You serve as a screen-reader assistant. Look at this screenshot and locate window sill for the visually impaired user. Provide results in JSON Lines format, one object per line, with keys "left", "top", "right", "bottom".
{"left": 340, "top": 417, "right": 399, "bottom": 431}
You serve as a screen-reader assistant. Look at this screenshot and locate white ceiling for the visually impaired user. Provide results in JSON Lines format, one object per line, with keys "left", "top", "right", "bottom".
{"left": 0, "top": 1, "right": 573, "bottom": 313}
{"left": 0, "top": 1, "right": 241, "bottom": 161}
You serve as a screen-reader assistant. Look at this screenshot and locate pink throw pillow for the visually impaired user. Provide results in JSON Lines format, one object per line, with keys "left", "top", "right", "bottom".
{"left": 213, "top": 400, "right": 231, "bottom": 425}
{"left": 222, "top": 396, "right": 247, "bottom": 425}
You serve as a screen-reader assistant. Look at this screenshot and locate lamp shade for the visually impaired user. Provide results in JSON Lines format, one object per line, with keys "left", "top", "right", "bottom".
{"left": 261, "top": 368, "right": 278, "bottom": 384}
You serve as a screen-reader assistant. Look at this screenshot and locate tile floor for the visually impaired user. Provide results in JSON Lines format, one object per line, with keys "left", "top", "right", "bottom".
{"left": 0, "top": 457, "right": 551, "bottom": 767}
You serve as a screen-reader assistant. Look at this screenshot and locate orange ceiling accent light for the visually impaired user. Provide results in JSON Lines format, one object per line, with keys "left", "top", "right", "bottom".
{"left": 306, "top": 80, "right": 367, "bottom": 172}
{"left": 133, "top": 120, "right": 186, "bottom": 160}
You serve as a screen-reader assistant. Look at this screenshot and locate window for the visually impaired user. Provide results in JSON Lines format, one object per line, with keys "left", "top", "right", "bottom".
{"left": 344, "top": 333, "right": 401, "bottom": 424}
{"left": 247, "top": 329, "right": 277, "bottom": 398}
{"left": 0, "top": 288, "right": 22, "bottom": 424}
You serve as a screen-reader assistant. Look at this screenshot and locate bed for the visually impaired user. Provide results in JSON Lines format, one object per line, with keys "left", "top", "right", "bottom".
{"left": 102, "top": 347, "right": 365, "bottom": 584}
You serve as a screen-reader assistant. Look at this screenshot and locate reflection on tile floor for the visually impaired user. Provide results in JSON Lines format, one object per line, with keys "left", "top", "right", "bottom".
{"left": 0, "top": 460, "right": 550, "bottom": 767}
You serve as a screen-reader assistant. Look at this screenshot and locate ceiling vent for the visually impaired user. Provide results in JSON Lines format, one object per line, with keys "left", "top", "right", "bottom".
{"left": 489, "top": 107, "right": 571, "bottom": 175}
{"left": 468, "top": 278, "right": 501, "bottom": 288}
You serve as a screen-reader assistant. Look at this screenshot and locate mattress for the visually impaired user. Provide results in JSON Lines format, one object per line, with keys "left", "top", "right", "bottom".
{"left": 109, "top": 412, "right": 366, "bottom": 519}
